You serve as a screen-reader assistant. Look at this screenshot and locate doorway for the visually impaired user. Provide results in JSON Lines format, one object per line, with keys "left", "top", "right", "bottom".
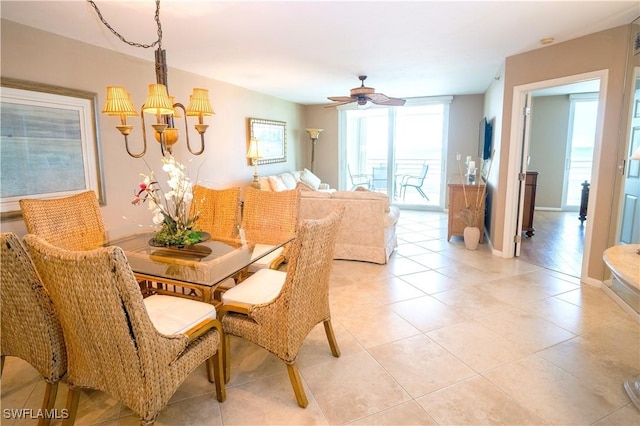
{"left": 505, "top": 71, "right": 607, "bottom": 281}
{"left": 517, "top": 81, "right": 599, "bottom": 277}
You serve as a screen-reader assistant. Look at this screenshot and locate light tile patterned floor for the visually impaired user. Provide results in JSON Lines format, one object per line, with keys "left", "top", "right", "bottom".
{"left": 2, "top": 210, "right": 639, "bottom": 425}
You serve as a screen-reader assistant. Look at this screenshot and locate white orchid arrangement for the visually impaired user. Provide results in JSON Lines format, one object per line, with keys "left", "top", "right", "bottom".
{"left": 132, "top": 155, "right": 202, "bottom": 246}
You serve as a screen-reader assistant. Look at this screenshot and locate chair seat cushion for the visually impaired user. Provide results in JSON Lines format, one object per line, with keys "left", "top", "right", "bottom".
{"left": 221, "top": 268, "right": 286, "bottom": 305}
{"left": 248, "top": 244, "right": 284, "bottom": 273}
{"left": 144, "top": 295, "right": 217, "bottom": 336}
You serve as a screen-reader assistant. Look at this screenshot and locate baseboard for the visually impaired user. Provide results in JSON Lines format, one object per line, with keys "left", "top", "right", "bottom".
{"left": 534, "top": 207, "right": 563, "bottom": 211}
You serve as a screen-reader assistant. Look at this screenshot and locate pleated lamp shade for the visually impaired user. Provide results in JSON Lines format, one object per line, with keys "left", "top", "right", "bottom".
{"left": 142, "top": 84, "right": 175, "bottom": 116}
{"left": 186, "top": 88, "right": 214, "bottom": 116}
{"left": 102, "top": 86, "right": 137, "bottom": 116}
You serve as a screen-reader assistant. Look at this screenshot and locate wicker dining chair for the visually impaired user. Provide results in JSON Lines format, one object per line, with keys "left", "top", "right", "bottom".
{"left": 241, "top": 186, "right": 301, "bottom": 273}
{"left": 19, "top": 190, "right": 106, "bottom": 250}
{"left": 23, "top": 234, "right": 226, "bottom": 426}
{"left": 0, "top": 232, "right": 67, "bottom": 426}
{"left": 219, "top": 205, "right": 344, "bottom": 408}
{"left": 190, "top": 185, "right": 241, "bottom": 240}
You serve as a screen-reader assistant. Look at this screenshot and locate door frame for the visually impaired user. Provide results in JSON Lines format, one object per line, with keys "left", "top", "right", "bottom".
{"left": 504, "top": 69, "right": 608, "bottom": 282}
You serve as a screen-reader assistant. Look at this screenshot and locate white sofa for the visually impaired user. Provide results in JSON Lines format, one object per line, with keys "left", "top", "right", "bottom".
{"left": 258, "top": 169, "right": 333, "bottom": 192}
{"left": 298, "top": 190, "right": 400, "bottom": 264}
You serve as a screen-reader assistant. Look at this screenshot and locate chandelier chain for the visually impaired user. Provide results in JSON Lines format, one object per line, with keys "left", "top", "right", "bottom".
{"left": 86, "top": 0, "right": 163, "bottom": 49}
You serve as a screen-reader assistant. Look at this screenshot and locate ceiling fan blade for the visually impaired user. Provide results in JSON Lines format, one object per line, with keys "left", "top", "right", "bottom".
{"left": 371, "top": 94, "right": 406, "bottom": 106}
{"left": 324, "top": 100, "right": 355, "bottom": 108}
{"left": 367, "top": 93, "right": 390, "bottom": 103}
{"left": 327, "top": 96, "right": 354, "bottom": 102}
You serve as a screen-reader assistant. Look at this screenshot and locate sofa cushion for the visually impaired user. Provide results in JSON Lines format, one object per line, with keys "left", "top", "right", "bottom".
{"left": 268, "top": 175, "right": 288, "bottom": 192}
{"left": 278, "top": 172, "right": 298, "bottom": 189}
{"left": 300, "top": 168, "right": 322, "bottom": 190}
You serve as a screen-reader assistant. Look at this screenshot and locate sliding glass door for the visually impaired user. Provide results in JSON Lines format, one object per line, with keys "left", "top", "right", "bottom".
{"left": 341, "top": 97, "right": 450, "bottom": 208}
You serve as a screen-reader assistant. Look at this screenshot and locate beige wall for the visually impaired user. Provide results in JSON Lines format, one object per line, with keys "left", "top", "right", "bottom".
{"left": 497, "top": 24, "right": 630, "bottom": 280}
{"left": 1, "top": 20, "right": 306, "bottom": 238}
{"left": 529, "top": 95, "right": 571, "bottom": 208}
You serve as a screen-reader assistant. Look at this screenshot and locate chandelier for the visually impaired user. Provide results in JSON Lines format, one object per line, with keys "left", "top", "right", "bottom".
{"left": 89, "top": 0, "right": 213, "bottom": 158}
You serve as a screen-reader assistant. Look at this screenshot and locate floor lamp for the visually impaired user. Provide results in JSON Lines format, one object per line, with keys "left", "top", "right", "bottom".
{"left": 306, "top": 128, "right": 323, "bottom": 173}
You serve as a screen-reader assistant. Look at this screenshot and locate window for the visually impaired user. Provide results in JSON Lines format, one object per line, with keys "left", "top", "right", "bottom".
{"left": 564, "top": 94, "right": 598, "bottom": 209}
{"left": 339, "top": 97, "right": 451, "bottom": 208}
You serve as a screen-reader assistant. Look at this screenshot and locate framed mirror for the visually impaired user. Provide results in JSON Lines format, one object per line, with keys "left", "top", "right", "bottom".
{"left": 248, "top": 118, "right": 286, "bottom": 165}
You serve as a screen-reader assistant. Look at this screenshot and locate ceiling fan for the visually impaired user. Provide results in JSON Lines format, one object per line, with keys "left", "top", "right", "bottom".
{"left": 326, "top": 75, "right": 406, "bottom": 108}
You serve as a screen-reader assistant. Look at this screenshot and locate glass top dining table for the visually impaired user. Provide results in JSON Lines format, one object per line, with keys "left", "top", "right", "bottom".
{"left": 108, "top": 231, "right": 291, "bottom": 305}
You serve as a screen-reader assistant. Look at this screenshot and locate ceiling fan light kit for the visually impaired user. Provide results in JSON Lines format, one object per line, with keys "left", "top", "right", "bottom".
{"left": 327, "top": 75, "right": 406, "bottom": 108}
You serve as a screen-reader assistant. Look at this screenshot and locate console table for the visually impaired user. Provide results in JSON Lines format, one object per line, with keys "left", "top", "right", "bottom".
{"left": 447, "top": 178, "right": 485, "bottom": 243}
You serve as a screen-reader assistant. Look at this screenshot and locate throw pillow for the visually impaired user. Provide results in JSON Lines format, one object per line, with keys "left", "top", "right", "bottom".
{"left": 268, "top": 175, "right": 288, "bottom": 192}
{"left": 300, "top": 168, "right": 321, "bottom": 190}
{"left": 295, "top": 181, "right": 314, "bottom": 191}
{"left": 279, "top": 172, "right": 298, "bottom": 189}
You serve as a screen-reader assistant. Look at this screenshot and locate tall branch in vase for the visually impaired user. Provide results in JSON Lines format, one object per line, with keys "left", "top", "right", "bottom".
{"left": 455, "top": 151, "right": 494, "bottom": 228}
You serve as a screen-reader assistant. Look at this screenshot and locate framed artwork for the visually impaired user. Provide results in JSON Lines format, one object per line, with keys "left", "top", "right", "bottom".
{"left": 248, "top": 118, "right": 286, "bottom": 165}
{"left": 0, "top": 77, "right": 105, "bottom": 220}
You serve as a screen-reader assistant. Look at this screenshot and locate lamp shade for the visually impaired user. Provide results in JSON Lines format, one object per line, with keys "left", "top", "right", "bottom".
{"left": 186, "top": 88, "right": 214, "bottom": 116}
{"left": 102, "top": 86, "right": 137, "bottom": 116}
{"left": 306, "top": 128, "right": 323, "bottom": 139}
{"left": 142, "top": 84, "right": 175, "bottom": 116}
{"left": 247, "top": 138, "right": 262, "bottom": 159}
{"left": 631, "top": 146, "right": 640, "bottom": 160}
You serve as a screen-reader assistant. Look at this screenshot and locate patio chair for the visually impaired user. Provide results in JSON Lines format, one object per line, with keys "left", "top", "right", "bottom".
{"left": 399, "top": 163, "right": 429, "bottom": 201}
{"left": 23, "top": 234, "right": 226, "bottom": 425}
{"left": 371, "top": 165, "right": 388, "bottom": 192}
{"left": 348, "top": 165, "right": 370, "bottom": 190}
{"left": 219, "top": 205, "right": 344, "bottom": 408}
{"left": 1, "top": 232, "right": 67, "bottom": 426}
{"left": 190, "top": 185, "right": 241, "bottom": 241}
{"left": 19, "top": 190, "right": 106, "bottom": 250}
{"left": 241, "top": 186, "right": 300, "bottom": 273}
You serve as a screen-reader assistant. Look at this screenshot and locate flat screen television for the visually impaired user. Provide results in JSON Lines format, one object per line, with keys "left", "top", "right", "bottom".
{"left": 478, "top": 117, "right": 493, "bottom": 160}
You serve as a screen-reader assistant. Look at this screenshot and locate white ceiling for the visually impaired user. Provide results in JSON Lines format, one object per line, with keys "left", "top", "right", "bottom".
{"left": 1, "top": 1, "right": 638, "bottom": 105}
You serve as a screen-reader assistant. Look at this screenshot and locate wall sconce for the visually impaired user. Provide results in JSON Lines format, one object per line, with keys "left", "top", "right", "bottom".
{"left": 306, "top": 128, "right": 323, "bottom": 173}
{"left": 247, "top": 138, "right": 263, "bottom": 188}
{"left": 91, "top": 0, "right": 214, "bottom": 158}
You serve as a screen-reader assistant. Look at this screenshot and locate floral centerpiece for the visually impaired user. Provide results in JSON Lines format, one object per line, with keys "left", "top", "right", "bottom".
{"left": 132, "top": 155, "right": 204, "bottom": 247}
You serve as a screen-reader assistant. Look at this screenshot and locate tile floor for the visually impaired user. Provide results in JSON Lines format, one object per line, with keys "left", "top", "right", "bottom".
{"left": 518, "top": 211, "right": 586, "bottom": 278}
{"left": 2, "top": 210, "right": 639, "bottom": 425}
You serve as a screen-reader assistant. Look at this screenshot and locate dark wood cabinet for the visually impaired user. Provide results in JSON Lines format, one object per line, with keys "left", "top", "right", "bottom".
{"left": 522, "top": 172, "right": 538, "bottom": 237}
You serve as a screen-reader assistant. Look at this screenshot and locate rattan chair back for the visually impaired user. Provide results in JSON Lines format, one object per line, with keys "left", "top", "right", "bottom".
{"left": 1, "top": 232, "right": 66, "bottom": 426}
{"left": 241, "top": 186, "right": 300, "bottom": 247}
{"left": 20, "top": 191, "right": 106, "bottom": 251}
{"left": 190, "top": 185, "right": 241, "bottom": 240}
{"left": 224, "top": 204, "right": 344, "bottom": 363}
{"left": 23, "top": 234, "right": 223, "bottom": 425}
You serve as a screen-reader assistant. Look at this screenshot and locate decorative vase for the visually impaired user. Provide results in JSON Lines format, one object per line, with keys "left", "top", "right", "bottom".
{"left": 463, "top": 226, "right": 481, "bottom": 250}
